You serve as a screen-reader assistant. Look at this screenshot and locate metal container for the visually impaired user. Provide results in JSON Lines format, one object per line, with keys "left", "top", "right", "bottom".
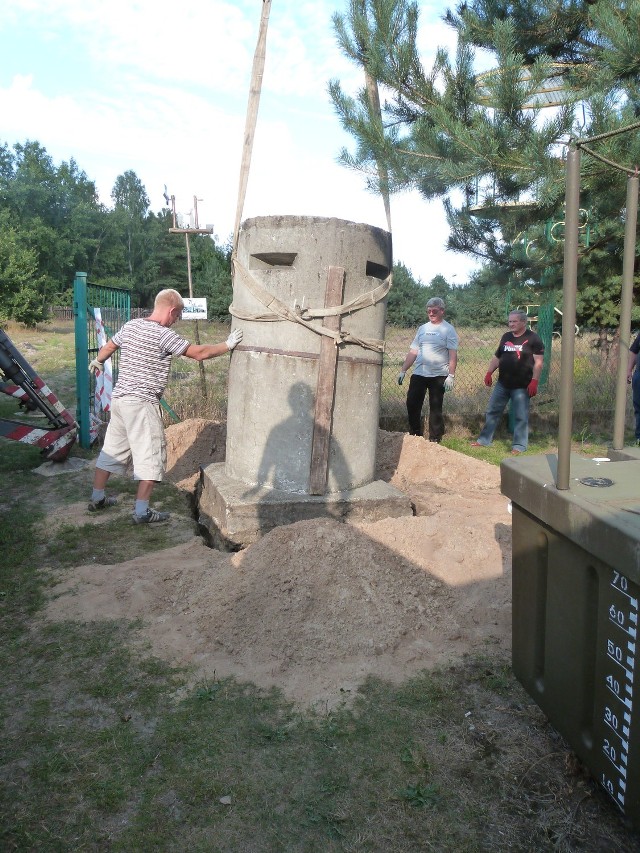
{"left": 502, "top": 453, "right": 640, "bottom": 827}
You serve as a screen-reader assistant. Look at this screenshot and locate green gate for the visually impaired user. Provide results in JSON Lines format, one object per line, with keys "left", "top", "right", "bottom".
{"left": 73, "top": 272, "right": 131, "bottom": 449}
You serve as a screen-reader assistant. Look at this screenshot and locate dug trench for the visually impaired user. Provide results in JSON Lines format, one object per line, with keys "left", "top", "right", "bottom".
{"left": 44, "top": 418, "right": 512, "bottom": 709}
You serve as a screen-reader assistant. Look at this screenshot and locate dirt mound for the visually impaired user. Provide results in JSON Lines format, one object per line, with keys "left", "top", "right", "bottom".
{"left": 45, "top": 421, "right": 512, "bottom": 708}
{"left": 165, "top": 417, "right": 226, "bottom": 489}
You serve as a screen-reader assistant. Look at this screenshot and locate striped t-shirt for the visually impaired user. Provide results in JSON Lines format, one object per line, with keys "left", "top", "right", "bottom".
{"left": 111, "top": 319, "right": 190, "bottom": 403}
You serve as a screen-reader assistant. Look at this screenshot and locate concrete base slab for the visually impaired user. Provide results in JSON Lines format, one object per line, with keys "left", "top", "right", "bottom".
{"left": 198, "top": 462, "right": 413, "bottom": 549}
{"left": 34, "top": 457, "right": 90, "bottom": 477}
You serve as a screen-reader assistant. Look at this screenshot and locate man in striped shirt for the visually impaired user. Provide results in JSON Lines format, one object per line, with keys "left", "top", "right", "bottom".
{"left": 88, "top": 288, "right": 242, "bottom": 524}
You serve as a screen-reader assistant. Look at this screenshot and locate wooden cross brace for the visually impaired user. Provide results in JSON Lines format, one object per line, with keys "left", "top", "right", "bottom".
{"left": 309, "top": 266, "right": 345, "bottom": 495}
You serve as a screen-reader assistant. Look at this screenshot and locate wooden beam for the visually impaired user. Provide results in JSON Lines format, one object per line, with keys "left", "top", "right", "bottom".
{"left": 168, "top": 228, "right": 214, "bottom": 235}
{"left": 309, "top": 266, "right": 345, "bottom": 495}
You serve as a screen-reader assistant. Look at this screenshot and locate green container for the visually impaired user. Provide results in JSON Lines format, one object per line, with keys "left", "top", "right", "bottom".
{"left": 502, "top": 453, "right": 640, "bottom": 827}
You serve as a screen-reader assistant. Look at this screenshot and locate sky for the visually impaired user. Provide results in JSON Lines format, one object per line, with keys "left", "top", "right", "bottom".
{"left": 0, "top": 0, "right": 482, "bottom": 285}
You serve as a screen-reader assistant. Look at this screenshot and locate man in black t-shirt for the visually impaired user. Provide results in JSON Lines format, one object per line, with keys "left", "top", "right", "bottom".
{"left": 471, "top": 310, "right": 545, "bottom": 454}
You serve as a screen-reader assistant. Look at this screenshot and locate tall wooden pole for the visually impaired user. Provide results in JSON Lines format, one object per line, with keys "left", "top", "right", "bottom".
{"left": 184, "top": 231, "right": 207, "bottom": 401}
{"left": 233, "top": 0, "right": 272, "bottom": 252}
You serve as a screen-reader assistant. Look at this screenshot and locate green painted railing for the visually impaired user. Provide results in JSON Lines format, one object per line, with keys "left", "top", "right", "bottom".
{"left": 73, "top": 272, "right": 131, "bottom": 449}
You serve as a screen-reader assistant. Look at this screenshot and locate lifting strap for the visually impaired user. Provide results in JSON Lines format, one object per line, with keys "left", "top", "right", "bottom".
{"left": 230, "top": 258, "right": 389, "bottom": 352}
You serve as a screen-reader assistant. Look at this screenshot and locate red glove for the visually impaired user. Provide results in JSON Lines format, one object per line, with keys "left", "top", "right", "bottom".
{"left": 527, "top": 378, "right": 539, "bottom": 397}
{"left": 484, "top": 371, "right": 493, "bottom": 387}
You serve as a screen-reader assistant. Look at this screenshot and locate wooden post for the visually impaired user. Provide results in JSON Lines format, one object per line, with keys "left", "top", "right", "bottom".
{"left": 309, "top": 266, "right": 345, "bottom": 495}
{"left": 168, "top": 195, "right": 214, "bottom": 404}
{"left": 184, "top": 232, "right": 208, "bottom": 401}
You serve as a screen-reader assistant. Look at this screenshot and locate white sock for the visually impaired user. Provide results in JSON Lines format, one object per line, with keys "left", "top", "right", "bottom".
{"left": 92, "top": 489, "right": 105, "bottom": 502}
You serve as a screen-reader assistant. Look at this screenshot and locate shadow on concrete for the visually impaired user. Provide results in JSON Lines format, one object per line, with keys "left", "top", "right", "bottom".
{"left": 252, "top": 380, "right": 352, "bottom": 494}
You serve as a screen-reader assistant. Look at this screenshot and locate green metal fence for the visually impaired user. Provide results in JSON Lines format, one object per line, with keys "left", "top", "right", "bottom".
{"left": 73, "top": 272, "right": 130, "bottom": 449}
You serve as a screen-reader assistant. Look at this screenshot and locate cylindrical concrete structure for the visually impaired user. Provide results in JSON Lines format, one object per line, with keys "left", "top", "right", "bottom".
{"left": 226, "top": 215, "right": 392, "bottom": 494}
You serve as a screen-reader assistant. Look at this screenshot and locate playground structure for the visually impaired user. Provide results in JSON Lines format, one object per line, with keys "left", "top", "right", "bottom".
{"left": 517, "top": 303, "right": 580, "bottom": 338}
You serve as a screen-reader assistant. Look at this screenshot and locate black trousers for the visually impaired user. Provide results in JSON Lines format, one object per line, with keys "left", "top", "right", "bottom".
{"left": 406, "top": 374, "right": 446, "bottom": 440}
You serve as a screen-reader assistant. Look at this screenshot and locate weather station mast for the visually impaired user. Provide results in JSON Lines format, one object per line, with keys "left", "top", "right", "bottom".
{"left": 479, "top": 60, "right": 640, "bottom": 830}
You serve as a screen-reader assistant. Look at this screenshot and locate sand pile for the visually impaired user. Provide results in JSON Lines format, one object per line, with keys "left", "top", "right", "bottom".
{"left": 45, "top": 421, "right": 512, "bottom": 707}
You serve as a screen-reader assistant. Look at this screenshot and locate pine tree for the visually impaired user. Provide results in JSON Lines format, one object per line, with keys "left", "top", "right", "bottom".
{"left": 330, "top": 0, "right": 640, "bottom": 326}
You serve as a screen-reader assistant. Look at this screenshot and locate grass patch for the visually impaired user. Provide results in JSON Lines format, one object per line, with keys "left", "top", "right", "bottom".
{"left": 42, "top": 481, "right": 194, "bottom": 569}
{"left": 4, "top": 561, "right": 638, "bottom": 853}
{"left": 0, "top": 498, "right": 45, "bottom": 620}
{"left": 442, "top": 431, "right": 612, "bottom": 466}
{"left": 2, "top": 323, "right": 639, "bottom": 851}
{"left": 45, "top": 518, "right": 178, "bottom": 568}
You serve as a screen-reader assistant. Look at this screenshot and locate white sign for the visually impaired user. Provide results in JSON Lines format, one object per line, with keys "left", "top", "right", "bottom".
{"left": 181, "top": 298, "right": 207, "bottom": 320}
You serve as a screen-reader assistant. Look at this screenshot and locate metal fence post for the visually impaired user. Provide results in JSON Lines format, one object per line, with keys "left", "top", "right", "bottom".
{"left": 556, "top": 146, "right": 581, "bottom": 489}
{"left": 73, "top": 272, "right": 91, "bottom": 449}
{"left": 612, "top": 173, "right": 639, "bottom": 450}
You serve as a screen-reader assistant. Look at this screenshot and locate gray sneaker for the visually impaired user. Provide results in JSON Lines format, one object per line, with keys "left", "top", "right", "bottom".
{"left": 88, "top": 495, "right": 118, "bottom": 512}
{"left": 131, "top": 508, "right": 170, "bottom": 525}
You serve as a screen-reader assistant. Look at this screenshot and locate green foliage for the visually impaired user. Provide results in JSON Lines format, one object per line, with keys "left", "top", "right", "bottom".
{"left": 330, "top": 0, "right": 640, "bottom": 331}
{"left": 387, "top": 260, "right": 542, "bottom": 328}
{"left": 0, "top": 209, "right": 49, "bottom": 325}
{"left": 0, "top": 140, "right": 234, "bottom": 320}
{"left": 386, "top": 261, "right": 429, "bottom": 326}
{"left": 191, "top": 233, "right": 234, "bottom": 319}
{"left": 398, "top": 781, "right": 441, "bottom": 808}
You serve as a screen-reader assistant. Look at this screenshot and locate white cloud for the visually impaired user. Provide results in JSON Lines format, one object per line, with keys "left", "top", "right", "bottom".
{"left": 0, "top": 0, "right": 482, "bottom": 283}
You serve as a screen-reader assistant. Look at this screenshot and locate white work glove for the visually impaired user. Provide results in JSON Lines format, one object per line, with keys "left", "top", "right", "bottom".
{"left": 89, "top": 358, "right": 103, "bottom": 374}
{"left": 398, "top": 371, "right": 406, "bottom": 386}
{"left": 444, "top": 374, "right": 455, "bottom": 392}
{"left": 226, "top": 328, "right": 243, "bottom": 350}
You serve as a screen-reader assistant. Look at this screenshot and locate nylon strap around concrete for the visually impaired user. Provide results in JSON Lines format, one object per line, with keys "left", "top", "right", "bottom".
{"left": 230, "top": 258, "right": 386, "bottom": 352}
{"left": 300, "top": 278, "right": 391, "bottom": 318}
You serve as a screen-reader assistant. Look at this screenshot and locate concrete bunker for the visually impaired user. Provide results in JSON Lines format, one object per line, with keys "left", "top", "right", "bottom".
{"left": 198, "top": 215, "right": 412, "bottom": 547}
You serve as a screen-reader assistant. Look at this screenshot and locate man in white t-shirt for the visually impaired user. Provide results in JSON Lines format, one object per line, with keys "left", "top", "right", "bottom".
{"left": 398, "top": 297, "right": 459, "bottom": 443}
{"left": 87, "top": 288, "right": 242, "bottom": 524}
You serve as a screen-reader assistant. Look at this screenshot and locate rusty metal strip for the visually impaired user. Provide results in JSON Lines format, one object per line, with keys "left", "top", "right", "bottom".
{"left": 234, "top": 344, "right": 380, "bottom": 366}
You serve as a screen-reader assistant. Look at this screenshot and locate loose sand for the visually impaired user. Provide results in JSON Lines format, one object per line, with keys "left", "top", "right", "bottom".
{"left": 46, "top": 420, "right": 512, "bottom": 708}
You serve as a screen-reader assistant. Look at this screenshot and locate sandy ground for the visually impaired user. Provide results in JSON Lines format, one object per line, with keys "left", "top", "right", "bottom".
{"left": 45, "top": 420, "right": 512, "bottom": 708}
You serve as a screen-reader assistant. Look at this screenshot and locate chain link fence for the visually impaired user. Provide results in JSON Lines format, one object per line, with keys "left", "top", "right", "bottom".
{"left": 381, "top": 325, "right": 630, "bottom": 438}
{"left": 50, "top": 307, "right": 629, "bottom": 441}
{"left": 159, "top": 322, "right": 629, "bottom": 439}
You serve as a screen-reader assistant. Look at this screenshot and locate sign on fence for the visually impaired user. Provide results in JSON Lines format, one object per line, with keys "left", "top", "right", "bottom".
{"left": 182, "top": 298, "right": 207, "bottom": 320}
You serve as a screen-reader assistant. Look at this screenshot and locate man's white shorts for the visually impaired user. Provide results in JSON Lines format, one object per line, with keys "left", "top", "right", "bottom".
{"left": 96, "top": 396, "right": 166, "bottom": 481}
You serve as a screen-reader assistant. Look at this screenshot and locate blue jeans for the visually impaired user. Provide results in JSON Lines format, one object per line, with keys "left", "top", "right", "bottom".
{"left": 632, "top": 370, "right": 640, "bottom": 440}
{"left": 476, "top": 381, "right": 530, "bottom": 452}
